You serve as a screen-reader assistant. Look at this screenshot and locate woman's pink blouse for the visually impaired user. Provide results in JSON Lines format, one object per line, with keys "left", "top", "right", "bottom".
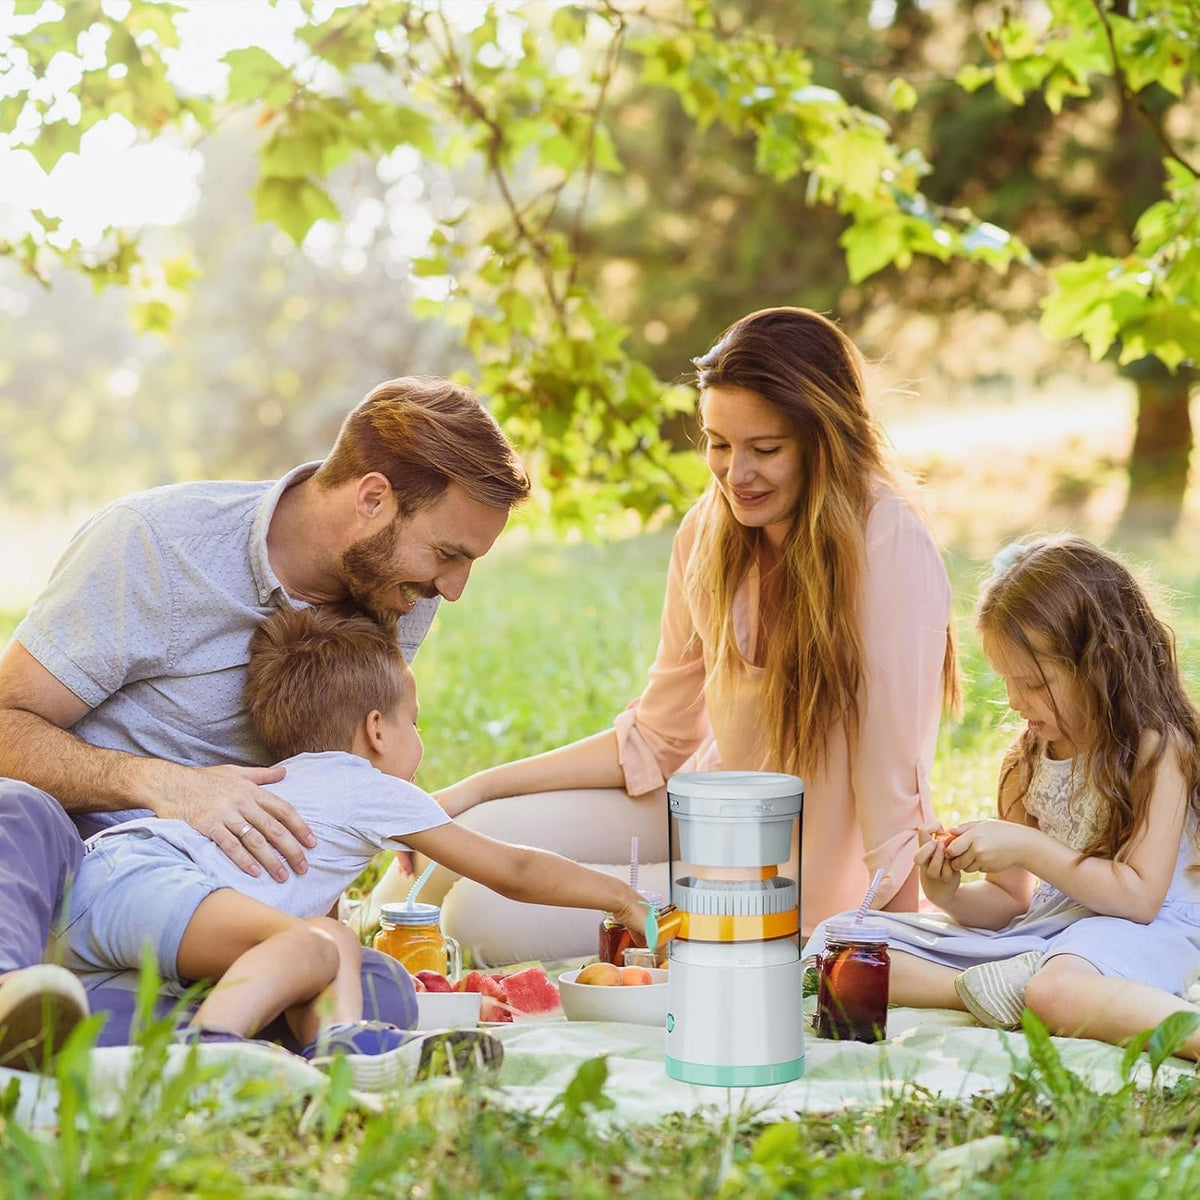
{"left": 613, "top": 489, "right": 951, "bottom": 932}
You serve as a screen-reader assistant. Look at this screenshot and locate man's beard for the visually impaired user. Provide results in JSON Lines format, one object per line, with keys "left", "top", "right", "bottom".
{"left": 340, "top": 519, "right": 434, "bottom": 623}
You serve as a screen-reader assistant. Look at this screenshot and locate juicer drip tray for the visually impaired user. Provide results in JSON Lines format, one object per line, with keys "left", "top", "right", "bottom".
{"left": 673, "top": 875, "right": 797, "bottom": 916}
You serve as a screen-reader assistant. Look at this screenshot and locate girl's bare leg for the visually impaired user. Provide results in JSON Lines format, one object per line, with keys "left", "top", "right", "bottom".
{"left": 886, "top": 949, "right": 968, "bottom": 1010}
{"left": 1025, "top": 954, "right": 1200, "bottom": 1060}
{"left": 177, "top": 891, "right": 359, "bottom": 1039}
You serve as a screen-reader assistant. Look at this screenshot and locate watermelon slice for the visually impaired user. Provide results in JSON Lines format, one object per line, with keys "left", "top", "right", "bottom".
{"left": 502, "top": 966, "right": 562, "bottom": 1019}
{"left": 459, "top": 970, "right": 512, "bottom": 1022}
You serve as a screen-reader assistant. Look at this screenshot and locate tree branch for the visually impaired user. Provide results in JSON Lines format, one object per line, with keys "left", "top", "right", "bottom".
{"left": 1089, "top": 0, "right": 1200, "bottom": 176}
{"left": 565, "top": 4, "right": 626, "bottom": 291}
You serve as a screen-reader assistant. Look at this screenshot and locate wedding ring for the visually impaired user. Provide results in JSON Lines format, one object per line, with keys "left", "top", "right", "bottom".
{"left": 236, "top": 823, "right": 254, "bottom": 840}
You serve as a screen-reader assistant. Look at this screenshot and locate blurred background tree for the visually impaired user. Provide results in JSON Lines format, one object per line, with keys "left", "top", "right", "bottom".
{"left": 1, "top": 0, "right": 1197, "bottom": 532}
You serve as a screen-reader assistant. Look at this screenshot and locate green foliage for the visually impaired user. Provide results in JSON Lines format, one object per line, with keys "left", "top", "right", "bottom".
{"left": 721, "top": 1119, "right": 920, "bottom": 1196}
{"left": 2, "top": 959, "right": 240, "bottom": 1198}
{"left": 957, "top": 0, "right": 1200, "bottom": 374}
{"left": 546, "top": 1055, "right": 616, "bottom": 1122}
{"left": 1041, "top": 161, "right": 1200, "bottom": 369}
{"left": 0, "top": 0, "right": 208, "bottom": 314}
{"left": 10, "top": 0, "right": 1197, "bottom": 524}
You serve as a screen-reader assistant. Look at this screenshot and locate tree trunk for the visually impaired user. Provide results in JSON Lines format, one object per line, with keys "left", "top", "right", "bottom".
{"left": 1116, "top": 357, "right": 1196, "bottom": 540}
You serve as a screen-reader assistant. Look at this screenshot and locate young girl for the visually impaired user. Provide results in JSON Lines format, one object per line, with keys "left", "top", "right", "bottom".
{"left": 805, "top": 535, "right": 1200, "bottom": 1058}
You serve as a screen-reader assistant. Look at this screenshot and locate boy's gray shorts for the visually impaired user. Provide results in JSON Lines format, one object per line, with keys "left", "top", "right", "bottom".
{"left": 61, "top": 828, "right": 222, "bottom": 984}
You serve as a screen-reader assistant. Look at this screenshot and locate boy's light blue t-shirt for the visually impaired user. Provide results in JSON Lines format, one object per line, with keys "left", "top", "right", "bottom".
{"left": 14, "top": 463, "right": 439, "bottom": 835}
{"left": 88, "top": 751, "right": 452, "bottom": 919}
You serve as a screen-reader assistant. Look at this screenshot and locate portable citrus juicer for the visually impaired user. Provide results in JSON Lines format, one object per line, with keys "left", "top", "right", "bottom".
{"left": 664, "top": 769, "right": 805, "bottom": 1086}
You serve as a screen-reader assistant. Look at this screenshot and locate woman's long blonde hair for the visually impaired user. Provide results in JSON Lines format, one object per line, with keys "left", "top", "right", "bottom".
{"left": 979, "top": 536, "right": 1200, "bottom": 859}
{"left": 686, "top": 307, "right": 959, "bottom": 778}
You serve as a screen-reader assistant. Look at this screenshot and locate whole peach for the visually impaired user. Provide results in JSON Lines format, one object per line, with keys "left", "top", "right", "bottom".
{"left": 576, "top": 962, "right": 621, "bottom": 986}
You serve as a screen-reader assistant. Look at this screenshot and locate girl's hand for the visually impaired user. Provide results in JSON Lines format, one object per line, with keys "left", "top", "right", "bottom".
{"left": 914, "top": 821, "right": 961, "bottom": 907}
{"left": 943, "top": 819, "right": 1033, "bottom": 875}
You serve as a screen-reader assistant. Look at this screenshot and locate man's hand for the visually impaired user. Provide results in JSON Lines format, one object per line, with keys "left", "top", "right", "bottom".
{"left": 151, "top": 762, "right": 316, "bottom": 882}
{"left": 941, "top": 818, "right": 1034, "bottom": 876}
{"left": 914, "top": 821, "right": 962, "bottom": 908}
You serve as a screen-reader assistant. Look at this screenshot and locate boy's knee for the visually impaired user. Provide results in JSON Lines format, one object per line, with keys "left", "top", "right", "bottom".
{"left": 306, "top": 917, "right": 362, "bottom": 965}
{"left": 285, "top": 923, "right": 341, "bottom": 982}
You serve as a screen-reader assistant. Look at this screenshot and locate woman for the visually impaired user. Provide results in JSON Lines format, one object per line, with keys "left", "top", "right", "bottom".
{"left": 372, "top": 307, "right": 958, "bottom": 964}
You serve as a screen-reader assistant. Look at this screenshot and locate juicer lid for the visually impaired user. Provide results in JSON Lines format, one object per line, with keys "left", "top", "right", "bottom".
{"left": 667, "top": 770, "right": 803, "bottom": 818}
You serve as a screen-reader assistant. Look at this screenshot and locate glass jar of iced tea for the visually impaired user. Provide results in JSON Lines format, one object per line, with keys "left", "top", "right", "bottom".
{"left": 814, "top": 918, "right": 890, "bottom": 1043}
{"left": 373, "top": 902, "right": 461, "bottom": 981}
{"left": 598, "top": 890, "right": 665, "bottom": 965}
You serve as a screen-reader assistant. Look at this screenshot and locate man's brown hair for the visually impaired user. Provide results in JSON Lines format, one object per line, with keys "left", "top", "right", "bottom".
{"left": 315, "top": 377, "right": 530, "bottom": 516}
{"left": 247, "top": 605, "right": 407, "bottom": 761}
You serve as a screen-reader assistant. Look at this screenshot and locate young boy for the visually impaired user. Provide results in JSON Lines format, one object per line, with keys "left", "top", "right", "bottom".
{"left": 58, "top": 606, "right": 648, "bottom": 1086}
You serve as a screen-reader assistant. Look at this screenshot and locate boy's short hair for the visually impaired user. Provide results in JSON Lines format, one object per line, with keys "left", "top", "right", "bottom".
{"left": 247, "top": 606, "right": 407, "bottom": 761}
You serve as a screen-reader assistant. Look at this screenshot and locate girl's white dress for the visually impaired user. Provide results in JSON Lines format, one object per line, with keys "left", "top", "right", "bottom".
{"left": 803, "top": 752, "right": 1200, "bottom": 998}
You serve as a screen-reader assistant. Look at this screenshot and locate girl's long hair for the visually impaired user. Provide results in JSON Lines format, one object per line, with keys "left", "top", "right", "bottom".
{"left": 979, "top": 536, "right": 1200, "bottom": 858}
{"left": 687, "top": 307, "right": 959, "bottom": 777}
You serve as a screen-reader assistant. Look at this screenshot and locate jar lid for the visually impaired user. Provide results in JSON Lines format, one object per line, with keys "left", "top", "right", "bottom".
{"left": 824, "top": 917, "right": 890, "bottom": 945}
{"left": 379, "top": 902, "right": 442, "bottom": 926}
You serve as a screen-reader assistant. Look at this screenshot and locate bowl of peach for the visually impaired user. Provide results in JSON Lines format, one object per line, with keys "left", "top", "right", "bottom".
{"left": 557, "top": 962, "right": 669, "bottom": 1026}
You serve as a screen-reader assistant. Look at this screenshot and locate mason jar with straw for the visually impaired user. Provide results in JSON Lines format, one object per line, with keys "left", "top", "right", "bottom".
{"left": 372, "top": 858, "right": 462, "bottom": 980}
{"left": 814, "top": 867, "right": 891, "bottom": 1042}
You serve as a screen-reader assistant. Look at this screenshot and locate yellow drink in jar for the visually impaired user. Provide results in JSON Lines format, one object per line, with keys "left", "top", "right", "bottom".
{"left": 372, "top": 902, "right": 461, "bottom": 980}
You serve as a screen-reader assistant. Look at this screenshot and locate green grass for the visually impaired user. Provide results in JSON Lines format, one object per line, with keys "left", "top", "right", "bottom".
{"left": 6, "top": 520, "right": 1200, "bottom": 1196}
{"left": 3, "top": 999, "right": 1199, "bottom": 1197}
{"left": 412, "top": 528, "right": 675, "bottom": 792}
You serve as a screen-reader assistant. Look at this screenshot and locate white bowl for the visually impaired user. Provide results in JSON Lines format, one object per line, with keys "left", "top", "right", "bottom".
{"left": 414, "top": 990, "right": 482, "bottom": 1030}
{"left": 557, "top": 967, "right": 669, "bottom": 1026}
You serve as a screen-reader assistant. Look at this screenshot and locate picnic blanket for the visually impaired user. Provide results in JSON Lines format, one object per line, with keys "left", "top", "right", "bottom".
{"left": 6, "top": 1004, "right": 1195, "bottom": 1131}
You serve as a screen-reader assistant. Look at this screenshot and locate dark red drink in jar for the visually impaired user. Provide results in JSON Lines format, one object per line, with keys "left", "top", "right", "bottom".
{"left": 815, "top": 918, "right": 890, "bottom": 1043}
{"left": 598, "top": 915, "right": 634, "bottom": 965}
{"left": 598, "top": 889, "right": 664, "bottom": 965}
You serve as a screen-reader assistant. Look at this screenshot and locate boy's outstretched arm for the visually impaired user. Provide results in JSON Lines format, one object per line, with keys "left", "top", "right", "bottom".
{"left": 405, "top": 822, "right": 648, "bottom": 935}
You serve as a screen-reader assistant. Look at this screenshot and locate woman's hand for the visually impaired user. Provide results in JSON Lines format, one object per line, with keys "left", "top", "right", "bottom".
{"left": 914, "top": 821, "right": 962, "bottom": 907}
{"left": 432, "top": 779, "right": 485, "bottom": 819}
{"left": 942, "top": 818, "right": 1034, "bottom": 875}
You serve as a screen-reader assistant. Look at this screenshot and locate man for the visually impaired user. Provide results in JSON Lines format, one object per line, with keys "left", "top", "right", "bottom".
{"left": 0, "top": 377, "right": 529, "bottom": 1068}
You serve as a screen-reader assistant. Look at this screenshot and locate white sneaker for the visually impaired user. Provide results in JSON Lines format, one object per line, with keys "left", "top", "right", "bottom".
{"left": 954, "top": 951, "right": 1043, "bottom": 1030}
{"left": 0, "top": 964, "right": 89, "bottom": 1071}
